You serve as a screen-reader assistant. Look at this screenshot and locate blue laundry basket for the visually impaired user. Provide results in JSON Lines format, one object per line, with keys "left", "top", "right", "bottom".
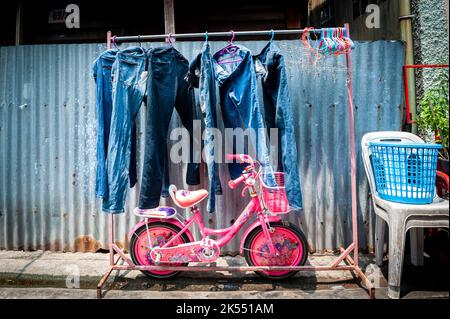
{"left": 369, "top": 141, "right": 442, "bottom": 204}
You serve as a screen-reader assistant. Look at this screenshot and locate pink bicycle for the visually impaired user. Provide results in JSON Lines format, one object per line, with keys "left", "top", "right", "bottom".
{"left": 129, "top": 154, "right": 308, "bottom": 279}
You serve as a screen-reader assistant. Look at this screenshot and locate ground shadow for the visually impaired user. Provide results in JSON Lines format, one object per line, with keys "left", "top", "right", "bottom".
{"left": 100, "top": 258, "right": 367, "bottom": 296}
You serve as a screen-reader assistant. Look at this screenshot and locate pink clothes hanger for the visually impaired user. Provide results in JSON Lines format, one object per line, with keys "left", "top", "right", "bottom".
{"left": 166, "top": 33, "right": 174, "bottom": 46}
{"left": 216, "top": 30, "right": 243, "bottom": 65}
{"left": 112, "top": 36, "right": 120, "bottom": 51}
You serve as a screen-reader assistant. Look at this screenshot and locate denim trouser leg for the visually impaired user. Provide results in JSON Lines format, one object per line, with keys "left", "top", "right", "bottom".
{"left": 256, "top": 42, "right": 303, "bottom": 209}
{"left": 139, "top": 47, "right": 200, "bottom": 210}
{"left": 129, "top": 123, "right": 138, "bottom": 188}
{"left": 200, "top": 44, "right": 223, "bottom": 212}
{"left": 102, "top": 47, "right": 147, "bottom": 213}
{"left": 93, "top": 49, "right": 117, "bottom": 198}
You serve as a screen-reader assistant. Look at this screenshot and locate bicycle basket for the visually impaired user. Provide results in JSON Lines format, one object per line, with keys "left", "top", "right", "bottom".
{"left": 259, "top": 172, "right": 290, "bottom": 214}
{"left": 369, "top": 142, "right": 442, "bottom": 204}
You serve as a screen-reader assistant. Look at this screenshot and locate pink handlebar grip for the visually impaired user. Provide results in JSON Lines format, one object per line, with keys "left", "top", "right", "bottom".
{"left": 226, "top": 154, "right": 239, "bottom": 161}
{"left": 228, "top": 175, "right": 245, "bottom": 189}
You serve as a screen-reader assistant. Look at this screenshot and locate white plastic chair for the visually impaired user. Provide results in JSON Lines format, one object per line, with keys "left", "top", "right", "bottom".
{"left": 361, "top": 131, "right": 449, "bottom": 299}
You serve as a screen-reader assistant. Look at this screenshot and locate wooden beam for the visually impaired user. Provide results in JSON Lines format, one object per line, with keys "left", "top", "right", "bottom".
{"left": 286, "top": 0, "right": 302, "bottom": 28}
{"left": 164, "top": 0, "right": 175, "bottom": 34}
{"left": 15, "top": 0, "right": 24, "bottom": 45}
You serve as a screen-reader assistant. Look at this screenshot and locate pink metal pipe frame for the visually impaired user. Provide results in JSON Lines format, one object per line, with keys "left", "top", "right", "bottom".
{"left": 109, "top": 265, "right": 357, "bottom": 272}
{"left": 345, "top": 23, "right": 359, "bottom": 268}
{"left": 97, "top": 26, "right": 375, "bottom": 299}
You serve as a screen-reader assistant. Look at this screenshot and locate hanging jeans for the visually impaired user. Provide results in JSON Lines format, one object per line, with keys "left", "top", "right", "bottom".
{"left": 138, "top": 46, "right": 200, "bottom": 210}
{"left": 93, "top": 49, "right": 117, "bottom": 198}
{"left": 212, "top": 44, "right": 273, "bottom": 180}
{"left": 188, "top": 43, "right": 273, "bottom": 213}
{"left": 187, "top": 44, "right": 223, "bottom": 213}
{"left": 102, "top": 46, "right": 147, "bottom": 213}
{"left": 93, "top": 49, "right": 139, "bottom": 199}
{"left": 254, "top": 42, "right": 303, "bottom": 209}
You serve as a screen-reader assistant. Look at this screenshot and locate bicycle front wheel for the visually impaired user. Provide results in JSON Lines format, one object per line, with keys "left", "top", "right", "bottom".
{"left": 244, "top": 221, "right": 308, "bottom": 279}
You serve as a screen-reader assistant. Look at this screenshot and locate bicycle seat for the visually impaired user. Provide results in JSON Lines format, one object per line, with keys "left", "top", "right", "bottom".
{"left": 169, "top": 185, "right": 209, "bottom": 208}
{"left": 133, "top": 206, "right": 177, "bottom": 219}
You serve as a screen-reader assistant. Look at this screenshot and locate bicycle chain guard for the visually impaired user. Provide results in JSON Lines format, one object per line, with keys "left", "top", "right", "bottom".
{"left": 150, "top": 238, "right": 220, "bottom": 264}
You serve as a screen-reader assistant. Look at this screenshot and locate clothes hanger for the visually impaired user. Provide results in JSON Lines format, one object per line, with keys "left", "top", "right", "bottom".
{"left": 166, "top": 33, "right": 174, "bottom": 46}
{"left": 332, "top": 28, "right": 345, "bottom": 53}
{"left": 318, "top": 28, "right": 325, "bottom": 53}
{"left": 338, "top": 28, "right": 350, "bottom": 53}
{"left": 327, "top": 28, "right": 339, "bottom": 53}
{"left": 269, "top": 29, "right": 275, "bottom": 43}
{"left": 137, "top": 35, "right": 142, "bottom": 48}
{"left": 342, "top": 27, "right": 355, "bottom": 49}
{"left": 319, "top": 28, "right": 333, "bottom": 54}
{"left": 216, "top": 30, "right": 238, "bottom": 55}
{"left": 112, "top": 36, "right": 120, "bottom": 51}
{"left": 302, "top": 27, "right": 320, "bottom": 65}
{"left": 329, "top": 28, "right": 338, "bottom": 53}
{"left": 216, "top": 30, "right": 243, "bottom": 65}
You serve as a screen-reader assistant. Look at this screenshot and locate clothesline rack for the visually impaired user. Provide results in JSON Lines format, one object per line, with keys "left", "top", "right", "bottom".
{"left": 110, "top": 28, "right": 330, "bottom": 43}
{"left": 97, "top": 23, "right": 375, "bottom": 299}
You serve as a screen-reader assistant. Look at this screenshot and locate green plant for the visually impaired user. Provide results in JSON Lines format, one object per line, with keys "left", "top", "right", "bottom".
{"left": 416, "top": 73, "right": 449, "bottom": 160}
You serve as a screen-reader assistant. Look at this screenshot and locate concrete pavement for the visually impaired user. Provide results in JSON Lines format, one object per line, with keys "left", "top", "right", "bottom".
{"left": 0, "top": 287, "right": 381, "bottom": 299}
{"left": 0, "top": 250, "right": 447, "bottom": 299}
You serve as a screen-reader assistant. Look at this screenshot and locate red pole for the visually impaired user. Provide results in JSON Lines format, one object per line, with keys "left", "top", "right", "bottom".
{"left": 345, "top": 23, "right": 359, "bottom": 267}
{"left": 403, "top": 66, "right": 412, "bottom": 124}
{"left": 404, "top": 64, "right": 449, "bottom": 69}
{"left": 403, "top": 64, "right": 449, "bottom": 124}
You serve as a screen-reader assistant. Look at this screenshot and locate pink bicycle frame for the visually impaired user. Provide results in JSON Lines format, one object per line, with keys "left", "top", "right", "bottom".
{"left": 160, "top": 192, "right": 280, "bottom": 254}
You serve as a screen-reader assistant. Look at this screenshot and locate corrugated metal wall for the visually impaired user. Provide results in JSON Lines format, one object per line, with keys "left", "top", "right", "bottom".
{"left": 0, "top": 40, "right": 404, "bottom": 253}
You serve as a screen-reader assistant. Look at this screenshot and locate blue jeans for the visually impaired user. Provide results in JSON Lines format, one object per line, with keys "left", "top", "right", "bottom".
{"left": 138, "top": 46, "right": 200, "bottom": 210}
{"left": 188, "top": 43, "right": 273, "bottom": 213}
{"left": 188, "top": 43, "right": 223, "bottom": 213}
{"left": 255, "top": 42, "right": 303, "bottom": 209}
{"left": 93, "top": 49, "right": 138, "bottom": 199}
{"left": 212, "top": 44, "right": 272, "bottom": 180}
{"left": 102, "top": 46, "right": 147, "bottom": 213}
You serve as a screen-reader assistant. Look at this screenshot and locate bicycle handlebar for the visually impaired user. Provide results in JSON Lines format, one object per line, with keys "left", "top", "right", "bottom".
{"left": 226, "top": 154, "right": 256, "bottom": 189}
{"left": 228, "top": 175, "right": 245, "bottom": 189}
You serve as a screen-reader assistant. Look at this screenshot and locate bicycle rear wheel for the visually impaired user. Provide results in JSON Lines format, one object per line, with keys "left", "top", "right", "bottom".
{"left": 129, "top": 222, "right": 190, "bottom": 279}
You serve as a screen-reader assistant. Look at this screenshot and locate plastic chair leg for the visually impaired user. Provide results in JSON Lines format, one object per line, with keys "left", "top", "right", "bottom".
{"left": 410, "top": 228, "right": 424, "bottom": 266}
{"left": 375, "top": 215, "right": 385, "bottom": 266}
{"left": 388, "top": 216, "right": 407, "bottom": 299}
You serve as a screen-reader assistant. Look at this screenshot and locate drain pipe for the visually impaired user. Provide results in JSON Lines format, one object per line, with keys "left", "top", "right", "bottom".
{"left": 400, "top": 0, "right": 417, "bottom": 133}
